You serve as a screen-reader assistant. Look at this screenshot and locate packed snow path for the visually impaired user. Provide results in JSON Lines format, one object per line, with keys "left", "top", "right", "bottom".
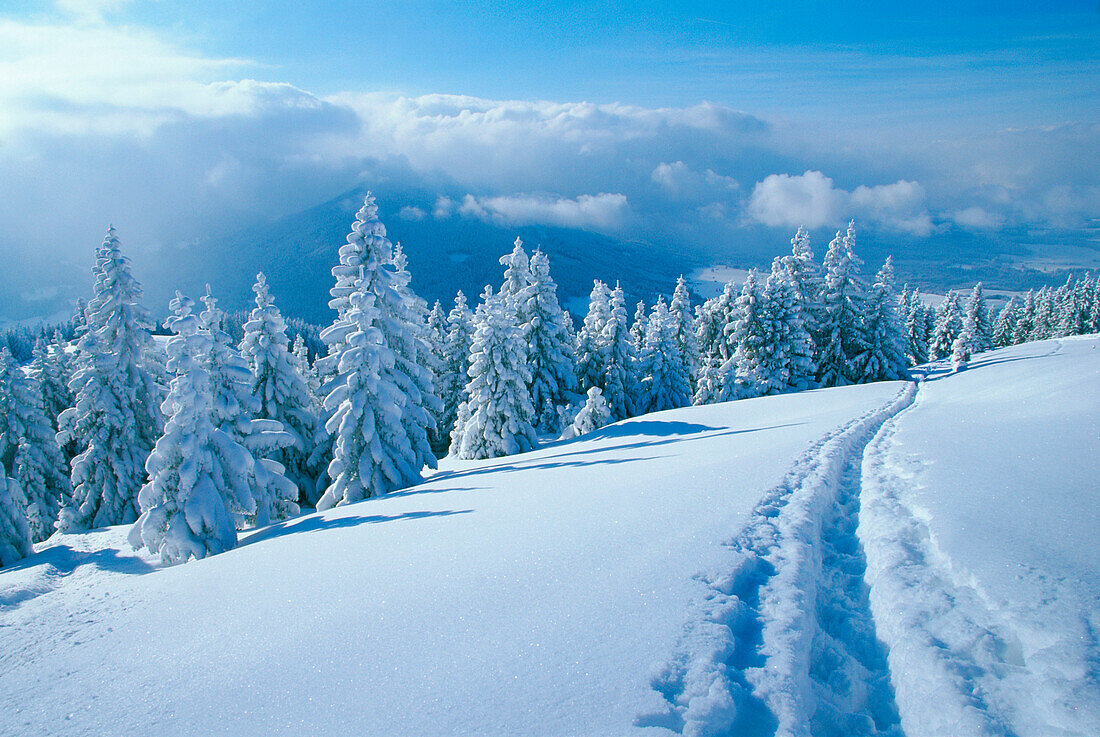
{"left": 638, "top": 384, "right": 915, "bottom": 736}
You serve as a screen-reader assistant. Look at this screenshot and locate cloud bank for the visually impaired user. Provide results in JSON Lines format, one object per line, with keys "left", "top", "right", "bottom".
{"left": 0, "top": 11, "right": 1096, "bottom": 297}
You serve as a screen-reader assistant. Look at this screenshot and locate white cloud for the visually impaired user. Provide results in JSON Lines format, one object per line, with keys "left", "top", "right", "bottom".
{"left": 432, "top": 196, "right": 455, "bottom": 219}
{"left": 952, "top": 206, "right": 1002, "bottom": 229}
{"left": 457, "top": 193, "right": 630, "bottom": 232}
{"left": 651, "top": 161, "right": 738, "bottom": 199}
{"left": 747, "top": 170, "right": 934, "bottom": 235}
{"left": 399, "top": 205, "right": 426, "bottom": 221}
{"left": 747, "top": 171, "right": 847, "bottom": 229}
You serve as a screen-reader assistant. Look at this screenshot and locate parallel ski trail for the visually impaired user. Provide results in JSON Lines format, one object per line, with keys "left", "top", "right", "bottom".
{"left": 638, "top": 383, "right": 916, "bottom": 737}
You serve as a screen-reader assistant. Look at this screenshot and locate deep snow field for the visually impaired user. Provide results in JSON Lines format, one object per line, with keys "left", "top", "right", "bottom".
{"left": 0, "top": 338, "right": 1097, "bottom": 737}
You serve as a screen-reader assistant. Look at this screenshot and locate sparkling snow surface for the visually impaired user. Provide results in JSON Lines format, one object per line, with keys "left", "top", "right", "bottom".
{"left": 1, "top": 338, "right": 1097, "bottom": 737}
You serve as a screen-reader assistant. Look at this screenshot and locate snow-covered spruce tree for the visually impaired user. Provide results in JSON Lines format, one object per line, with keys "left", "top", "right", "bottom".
{"left": 426, "top": 300, "right": 448, "bottom": 377}
{"left": 1012, "top": 289, "right": 1037, "bottom": 344}
{"left": 1056, "top": 276, "right": 1087, "bottom": 337}
{"left": 929, "top": 291, "right": 963, "bottom": 360}
{"left": 693, "top": 282, "right": 740, "bottom": 405}
{"left": 991, "top": 297, "right": 1020, "bottom": 348}
{"left": 904, "top": 290, "right": 930, "bottom": 365}
{"left": 57, "top": 227, "right": 163, "bottom": 532}
{"left": 601, "top": 283, "right": 639, "bottom": 421}
{"left": 129, "top": 294, "right": 255, "bottom": 565}
{"left": 695, "top": 281, "right": 739, "bottom": 368}
{"left": 780, "top": 225, "right": 826, "bottom": 355}
{"left": 669, "top": 276, "right": 700, "bottom": 386}
{"left": 0, "top": 461, "right": 32, "bottom": 568}
{"left": 575, "top": 280, "right": 611, "bottom": 393}
{"left": 27, "top": 336, "right": 72, "bottom": 431}
{"left": 316, "top": 284, "right": 415, "bottom": 509}
{"left": 499, "top": 237, "right": 532, "bottom": 320}
{"left": 449, "top": 286, "right": 537, "bottom": 459}
{"left": 390, "top": 241, "right": 444, "bottom": 452}
{"left": 240, "top": 273, "right": 320, "bottom": 498}
{"left": 964, "top": 282, "right": 993, "bottom": 351}
{"left": 438, "top": 291, "right": 475, "bottom": 443}
{"left": 293, "top": 333, "right": 322, "bottom": 407}
{"left": 853, "top": 257, "right": 910, "bottom": 383}
{"left": 1032, "top": 287, "right": 1056, "bottom": 341}
{"left": 630, "top": 299, "right": 648, "bottom": 355}
{"left": 816, "top": 222, "right": 867, "bottom": 386}
{"left": 951, "top": 308, "right": 983, "bottom": 372}
{"left": 763, "top": 259, "right": 816, "bottom": 392}
{"left": 720, "top": 269, "right": 771, "bottom": 399}
{"left": 638, "top": 297, "right": 693, "bottom": 413}
{"left": 560, "top": 387, "right": 611, "bottom": 440}
{"left": 0, "top": 351, "right": 71, "bottom": 542}
{"left": 201, "top": 288, "right": 298, "bottom": 522}
{"left": 522, "top": 249, "right": 577, "bottom": 432}
{"left": 1083, "top": 274, "right": 1100, "bottom": 333}
{"left": 314, "top": 195, "right": 440, "bottom": 499}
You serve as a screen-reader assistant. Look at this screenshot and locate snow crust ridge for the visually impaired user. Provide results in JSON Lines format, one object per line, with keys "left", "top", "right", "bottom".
{"left": 637, "top": 383, "right": 916, "bottom": 737}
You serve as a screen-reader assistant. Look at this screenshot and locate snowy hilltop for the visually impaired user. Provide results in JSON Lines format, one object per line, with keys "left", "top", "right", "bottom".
{"left": 1, "top": 336, "right": 1097, "bottom": 736}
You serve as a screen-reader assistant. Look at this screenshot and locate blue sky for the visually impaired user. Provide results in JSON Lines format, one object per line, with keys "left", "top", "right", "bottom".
{"left": 103, "top": 1, "right": 1100, "bottom": 124}
{"left": 0, "top": 0, "right": 1097, "bottom": 290}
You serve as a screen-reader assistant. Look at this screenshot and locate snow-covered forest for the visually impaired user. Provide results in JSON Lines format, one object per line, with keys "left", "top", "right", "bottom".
{"left": 1, "top": 193, "right": 1099, "bottom": 567}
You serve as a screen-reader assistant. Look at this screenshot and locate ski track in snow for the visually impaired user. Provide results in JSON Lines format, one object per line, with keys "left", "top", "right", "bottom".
{"left": 859, "top": 341, "right": 1100, "bottom": 737}
{"left": 637, "top": 382, "right": 917, "bottom": 737}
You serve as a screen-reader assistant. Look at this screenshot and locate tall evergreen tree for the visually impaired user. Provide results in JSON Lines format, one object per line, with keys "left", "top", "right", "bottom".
{"left": 630, "top": 299, "right": 648, "bottom": 355}
{"left": 438, "top": 291, "right": 475, "bottom": 443}
{"left": 315, "top": 194, "right": 441, "bottom": 496}
{"left": 964, "top": 282, "right": 993, "bottom": 351}
{"left": 638, "top": 297, "right": 693, "bottom": 413}
{"left": 1032, "top": 287, "right": 1056, "bottom": 340}
{"left": 58, "top": 227, "right": 163, "bottom": 532}
{"left": 695, "top": 282, "right": 739, "bottom": 368}
{"left": 693, "top": 282, "right": 740, "bottom": 405}
{"left": 721, "top": 270, "right": 771, "bottom": 398}
{"left": 26, "top": 336, "right": 72, "bottom": 431}
{"left": 316, "top": 283, "right": 417, "bottom": 508}
{"left": 816, "top": 222, "right": 867, "bottom": 386}
{"left": 498, "top": 237, "right": 532, "bottom": 320}
{"left": 601, "top": 283, "right": 639, "bottom": 421}
{"left": 780, "top": 225, "right": 826, "bottom": 356}
{"left": 668, "top": 276, "right": 700, "bottom": 385}
{"left": 0, "top": 351, "right": 71, "bottom": 542}
{"left": 951, "top": 307, "right": 983, "bottom": 372}
{"left": 991, "top": 297, "right": 1020, "bottom": 348}
{"left": 0, "top": 461, "right": 32, "bottom": 568}
{"left": 763, "top": 260, "right": 816, "bottom": 392}
{"left": 449, "top": 287, "right": 537, "bottom": 459}
{"left": 929, "top": 291, "right": 963, "bottom": 360}
{"left": 522, "top": 250, "right": 577, "bottom": 432}
{"left": 853, "top": 257, "right": 910, "bottom": 383}
{"left": 575, "top": 280, "right": 611, "bottom": 393}
{"left": 129, "top": 294, "right": 255, "bottom": 564}
{"left": 904, "top": 290, "right": 930, "bottom": 365}
{"left": 240, "top": 273, "right": 320, "bottom": 498}
{"left": 1012, "top": 289, "right": 1037, "bottom": 344}
{"left": 201, "top": 289, "right": 298, "bottom": 522}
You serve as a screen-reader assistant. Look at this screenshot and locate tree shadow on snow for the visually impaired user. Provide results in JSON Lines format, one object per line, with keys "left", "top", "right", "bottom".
{"left": 240, "top": 507, "right": 474, "bottom": 547}
{"left": 417, "top": 421, "right": 807, "bottom": 490}
{"left": 916, "top": 347, "right": 1064, "bottom": 383}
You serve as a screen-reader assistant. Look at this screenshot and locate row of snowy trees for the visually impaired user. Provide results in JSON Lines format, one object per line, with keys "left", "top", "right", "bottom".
{"left": 4, "top": 199, "right": 1099, "bottom": 567}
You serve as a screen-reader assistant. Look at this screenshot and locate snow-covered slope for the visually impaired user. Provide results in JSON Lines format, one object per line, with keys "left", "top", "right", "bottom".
{"left": 1, "top": 338, "right": 1097, "bottom": 737}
